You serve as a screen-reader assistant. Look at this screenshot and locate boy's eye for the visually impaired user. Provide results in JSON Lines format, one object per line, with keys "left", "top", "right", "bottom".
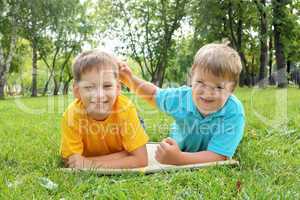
{"left": 216, "top": 86, "right": 224, "bottom": 90}
{"left": 84, "top": 86, "right": 94, "bottom": 90}
{"left": 104, "top": 84, "right": 113, "bottom": 88}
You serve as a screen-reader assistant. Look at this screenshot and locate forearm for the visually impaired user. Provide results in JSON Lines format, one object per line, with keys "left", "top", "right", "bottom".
{"left": 125, "top": 75, "right": 158, "bottom": 106}
{"left": 177, "top": 151, "right": 227, "bottom": 165}
{"left": 92, "top": 154, "right": 148, "bottom": 169}
{"left": 86, "top": 151, "right": 129, "bottom": 162}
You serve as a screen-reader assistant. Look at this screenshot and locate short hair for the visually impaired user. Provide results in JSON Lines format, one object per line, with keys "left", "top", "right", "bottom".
{"left": 191, "top": 43, "right": 242, "bottom": 87}
{"left": 73, "top": 49, "right": 119, "bottom": 82}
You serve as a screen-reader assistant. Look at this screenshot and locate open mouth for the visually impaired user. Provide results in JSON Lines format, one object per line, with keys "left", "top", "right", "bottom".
{"left": 91, "top": 101, "right": 109, "bottom": 107}
{"left": 199, "top": 97, "right": 214, "bottom": 104}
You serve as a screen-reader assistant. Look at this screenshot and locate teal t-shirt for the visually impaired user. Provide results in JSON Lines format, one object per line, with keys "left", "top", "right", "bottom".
{"left": 155, "top": 86, "right": 245, "bottom": 158}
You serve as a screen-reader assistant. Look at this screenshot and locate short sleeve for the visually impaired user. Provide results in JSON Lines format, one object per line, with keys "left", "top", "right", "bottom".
{"left": 121, "top": 106, "right": 149, "bottom": 152}
{"left": 155, "top": 87, "right": 187, "bottom": 116}
{"left": 207, "top": 113, "right": 245, "bottom": 158}
{"left": 60, "top": 112, "right": 83, "bottom": 158}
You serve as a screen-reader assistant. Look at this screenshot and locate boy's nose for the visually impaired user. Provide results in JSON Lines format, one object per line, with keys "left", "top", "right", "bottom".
{"left": 93, "top": 89, "right": 106, "bottom": 100}
{"left": 202, "top": 87, "right": 216, "bottom": 97}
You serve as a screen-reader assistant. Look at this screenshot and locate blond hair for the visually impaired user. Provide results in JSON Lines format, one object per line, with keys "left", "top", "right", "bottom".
{"left": 192, "top": 43, "right": 242, "bottom": 87}
{"left": 73, "top": 49, "right": 119, "bottom": 82}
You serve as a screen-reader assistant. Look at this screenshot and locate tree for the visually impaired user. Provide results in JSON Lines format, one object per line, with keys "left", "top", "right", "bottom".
{"left": 272, "top": 0, "right": 289, "bottom": 88}
{"left": 190, "top": 0, "right": 257, "bottom": 86}
{"left": 255, "top": 0, "right": 269, "bottom": 87}
{"left": 61, "top": 60, "right": 73, "bottom": 95}
{"left": 0, "top": 0, "right": 18, "bottom": 99}
{"left": 38, "top": 0, "right": 94, "bottom": 95}
{"left": 112, "top": 0, "right": 191, "bottom": 87}
{"left": 17, "top": 0, "right": 53, "bottom": 96}
{"left": 285, "top": 0, "right": 300, "bottom": 84}
{"left": 268, "top": 26, "right": 275, "bottom": 85}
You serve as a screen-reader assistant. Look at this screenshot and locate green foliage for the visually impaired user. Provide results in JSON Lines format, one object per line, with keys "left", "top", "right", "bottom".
{"left": 36, "top": 0, "right": 96, "bottom": 95}
{"left": 283, "top": 0, "right": 300, "bottom": 63}
{"left": 111, "top": 0, "right": 191, "bottom": 85}
{"left": 0, "top": 0, "right": 18, "bottom": 58}
{"left": 166, "top": 35, "right": 194, "bottom": 85}
{"left": 9, "top": 40, "right": 30, "bottom": 73}
{"left": 1, "top": 0, "right": 300, "bottom": 97}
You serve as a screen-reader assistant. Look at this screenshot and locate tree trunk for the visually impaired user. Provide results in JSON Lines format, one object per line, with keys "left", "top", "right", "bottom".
{"left": 63, "top": 80, "right": 71, "bottom": 95}
{"left": 31, "top": 41, "right": 38, "bottom": 97}
{"left": 56, "top": 48, "right": 75, "bottom": 93}
{"left": 7, "top": 84, "right": 12, "bottom": 96}
{"left": 63, "top": 82, "right": 69, "bottom": 95}
{"left": 238, "top": 52, "right": 250, "bottom": 86}
{"left": 0, "top": 76, "right": 6, "bottom": 99}
{"left": 42, "top": 75, "right": 51, "bottom": 96}
{"left": 63, "top": 73, "right": 73, "bottom": 95}
{"left": 274, "top": 27, "right": 287, "bottom": 88}
{"left": 228, "top": 1, "right": 249, "bottom": 87}
{"left": 257, "top": 0, "right": 268, "bottom": 88}
{"left": 287, "top": 60, "right": 291, "bottom": 74}
{"left": 268, "top": 32, "right": 275, "bottom": 85}
{"left": 151, "top": 33, "right": 169, "bottom": 87}
{"left": 20, "top": 68, "right": 24, "bottom": 95}
{"left": 0, "top": 25, "right": 17, "bottom": 99}
{"left": 53, "top": 77, "right": 59, "bottom": 95}
{"left": 298, "top": 71, "right": 300, "bottom": 89}
{"left": 273, "top": 0, "right": 287, "bottom": 88}
{"left": 40, "top": 46, "right": 61, "bottom": 96}
{"left": 152, "top": 61, "right": 166, "bottom": 87}
{"left": 0, "top": 61, "right": 6, "bottom": 99}
{"left": 251, "top": 55, "right": 256, "bottom": 86}
{"left": 42, "top": 70, "right": 54, "bottom": 96}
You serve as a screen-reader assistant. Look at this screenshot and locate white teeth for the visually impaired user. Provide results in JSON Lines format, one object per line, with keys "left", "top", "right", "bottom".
{"left": 200, "top": 97, "right": 213, "bottom": 102}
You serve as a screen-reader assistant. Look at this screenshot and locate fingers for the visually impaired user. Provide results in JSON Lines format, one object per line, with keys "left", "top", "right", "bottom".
{"left": 156, "top": 144, "right": 165, "bottom": 155}
{"left": 66, "top": 158, "right": 76, "bottom": 168}
{"left": 160, "top": 141, "right": 170, "bottom": 149}
{"left": 118, "top": 61, "right": 128, "bottom": 70}
{"left": 163, "top": 137, "right": 176, "bottom": 145}
{"left": 66, "top": 154, "right": 83, "bottom": 169}
{"left": 155, "top": 143, "right": 165, "bottom": 161}
{"left": 155, "top": 141, "right": 171, "bottom": 161}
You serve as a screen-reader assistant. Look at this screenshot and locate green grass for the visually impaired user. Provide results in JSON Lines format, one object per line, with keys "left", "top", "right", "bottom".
{"left": 0, "top": 87, "right": 299, "bottom": 199}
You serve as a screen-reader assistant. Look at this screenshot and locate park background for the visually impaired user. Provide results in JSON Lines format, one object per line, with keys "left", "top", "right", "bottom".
{"left": 0, "top": 0, "right": 299, "bottom": 199}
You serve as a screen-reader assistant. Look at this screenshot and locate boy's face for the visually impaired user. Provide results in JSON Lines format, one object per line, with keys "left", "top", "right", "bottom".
{"left": 73, "top": 66, "right": 120, "bottom": 121}
{"left": 191, "top": 67, "right": 234, "bottom": 116}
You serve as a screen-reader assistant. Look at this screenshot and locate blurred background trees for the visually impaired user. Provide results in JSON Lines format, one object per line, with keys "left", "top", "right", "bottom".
{"left": 0, "top": 0, "right": 299, "bottom": 99}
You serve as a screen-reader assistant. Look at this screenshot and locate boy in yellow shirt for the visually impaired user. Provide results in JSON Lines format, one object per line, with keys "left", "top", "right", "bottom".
{"left": 60, "top": 49, "right": 149, "bottom": 169}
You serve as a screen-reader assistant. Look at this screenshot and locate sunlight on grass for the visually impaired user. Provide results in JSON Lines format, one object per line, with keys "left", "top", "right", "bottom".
{"left": 0, "top": 87, "right": 299, "bottom": 199}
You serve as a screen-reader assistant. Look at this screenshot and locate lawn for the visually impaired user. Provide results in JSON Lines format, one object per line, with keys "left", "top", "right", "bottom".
{"left": 0, "top": 87, "right": 299, "bottom": 199}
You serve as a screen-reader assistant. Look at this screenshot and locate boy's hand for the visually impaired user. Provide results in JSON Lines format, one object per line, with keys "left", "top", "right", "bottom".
{"left": 67, "top": 154, "right": 94, "bottom": 169}
{"left": 118, "top": 61, "right": 133, "bottom": 85}
{"left": 155, "top": 138, "right": 183, "bottom": 165}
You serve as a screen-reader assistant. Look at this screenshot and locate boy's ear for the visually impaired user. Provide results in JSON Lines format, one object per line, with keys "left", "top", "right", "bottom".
{"left": 73, "top": 83, "right": 81, "bottom": 99}
{"left": 116, "top": 81, "right": 121, "bottom": 96}
{"left": 228, "top": 82, "right": 236, "bottom": 93}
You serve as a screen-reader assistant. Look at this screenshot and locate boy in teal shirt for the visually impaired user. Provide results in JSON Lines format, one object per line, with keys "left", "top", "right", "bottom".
{"left": 119, "top": 43, "right": 245, "bottom": 165}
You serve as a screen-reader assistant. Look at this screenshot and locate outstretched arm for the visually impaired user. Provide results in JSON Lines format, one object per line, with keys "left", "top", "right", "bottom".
{"left": 93, "top": 145, "right": 148, "bottom": 168}
{"left": 66, "top": 145, "right": 148, "bottom": 169}
{"left": 86, "top": 151, "right": 129, "bottom": 162}
{"left": 155, "top": 138, "right": 226, "bottom": 165}
{"left": 118, "top": 62, "right": 158, "bottom": 107}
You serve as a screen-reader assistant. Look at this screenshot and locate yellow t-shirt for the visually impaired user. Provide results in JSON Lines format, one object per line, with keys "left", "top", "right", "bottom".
{"left": 60, "top": 95, "right": 149, "bottom": 158}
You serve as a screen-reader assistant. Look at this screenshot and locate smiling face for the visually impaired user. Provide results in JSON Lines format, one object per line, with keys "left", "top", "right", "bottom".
{"left": 73, "top": 66, "right": 120, "bottom": 121}
{"left": 191, "top": 67, "right": 234, "bottom": 116}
